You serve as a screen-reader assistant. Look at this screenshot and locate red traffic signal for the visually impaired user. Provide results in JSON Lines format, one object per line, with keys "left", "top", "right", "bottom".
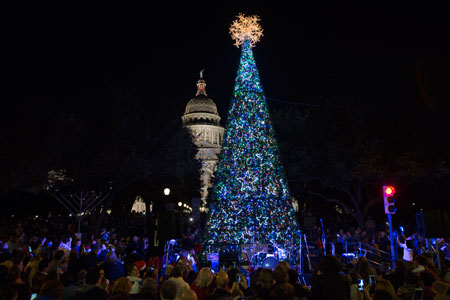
{"left": 384, "top": 186, "right": 395, "bottom": 197}
{"left": 383, "top": 185, "right": 396, "bottom": 214}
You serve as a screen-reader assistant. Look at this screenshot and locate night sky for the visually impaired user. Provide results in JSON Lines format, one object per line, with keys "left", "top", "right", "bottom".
{"left": 4, "top": 4, "right": 450, "bottom": 118}
{"left": 3, "top": 3, "right": 450, "bottom": 217}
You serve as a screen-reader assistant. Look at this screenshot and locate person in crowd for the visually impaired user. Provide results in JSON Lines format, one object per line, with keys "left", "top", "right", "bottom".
{"left": 49, "top": 250, "right": 66, "bottom": 276}
{"left": 377, "top": 231, "right": 390, "bottom": 253}
{"left": 432, "top": 280, "right": 449, "bottom": 300}
{"left": 25, "top": 256, "right": 39, "bottom": 286}
{"left": 227, "top": 267, "right": 247, "bottom": 291}
{"left": 420, "top": 270, "right": 437, "bottom": 300}
{"left": 244, "top": 267, "right": 263, "bottom": 298}
{"left": 73, "top": 268, "right": 108, "bottom": 300}
{"left": 398, "top": 235, "right": 414, "bottom": 262}
{"left": 356, "top": 257, "right": 376, "bottom": 284}
{"left": 383, "top": 260, "right": 407, "bottom": 291}
{"left": 142, "top": 267, "right": 158, "bottom": 283}
{"left": 412, "top": 254, "right": 428, "bottom": 274}
{"left": 207, "top": 270, "right": 230, "bottom": 300}
{"left": 191, "top": 267, "right": 213, "bottom": 300}
{"left": 98, "top": 268, "right": 109, "bottom": 290}
{"left": 348, "top": 269, "right": 370, "bottom": 300}
{"left": 372, "top": 290, "right": 395, "bottom": 300}
{"left": 180, "top": 289, "right": 198, "bottom": 300}
{"left": 36, "top": 280, "right": 64, "bottom": 300}
{"left": 229, "top": 281, "right": 244, "bottom": 299}
{"left": 185, "top": 269, "right": 197, "bottom": 286}
{"left": 126, "top": 264, "right": 142, "bottom": 294}
{"left": 287, "top": 268, "right": 310, "bottom": 299}
{"left": 32, "top": 259, "right": 50, "bottom": 294}
{"left": 75, "top": 269, "right": 87, "bottom": 289}
{"left": 8, "top": 266, "right": 31, "bottom": 300}
{"left": 160, "top": 280, "right": 177, "bottom": 300}
{"left": 278, "top": 260, "right": 290, "bottom": 271}
{"left": 373, "top": 279, "right": 398, "bottom": 300}
{"left": 422, "top": 252, "right": 440, "bottom": 277}
{"left": 132, "top": 277, "right": 156, "bottom": 300}
{"left": 66, "top": 251, "right": 81, "bottom": 281}
{"left": 397, "top": 270, "right": 419, "bottom": 300}
{"left": 168, "top": 265, "right": 190, "bottom": 299}
{"left": 111, "top": 277, "right": 133, "bottom": 296}
{"left": 270, "top": 264, "right": 295, "bottom": 300}
{"left": 160, "top": 265, "right": 173, "bottom": 285}
{"left": 72, "top": 240, "right": 82, "bottom": 254}
{"left": 310, "top": 255, "right": 350, "bottom": 300}
{"left": 60, "top": 272, "right": 77, "bottom": 300}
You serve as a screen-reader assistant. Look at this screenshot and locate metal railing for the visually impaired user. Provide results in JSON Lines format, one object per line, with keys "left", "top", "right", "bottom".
{"left": 341, "top": 241, "right": 392, "bottom": 272}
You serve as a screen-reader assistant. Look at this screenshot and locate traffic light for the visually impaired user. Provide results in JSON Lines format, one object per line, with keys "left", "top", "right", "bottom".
{"left": 383, "top": 185, "right": 396, "bottom": 214}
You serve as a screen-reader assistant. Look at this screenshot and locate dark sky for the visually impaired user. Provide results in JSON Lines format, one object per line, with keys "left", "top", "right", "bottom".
{"left": 4, "top": 3, "right": 450, "bottom": 122}
{"left": 3, "top": 3, "right": 450, "bottom": 220}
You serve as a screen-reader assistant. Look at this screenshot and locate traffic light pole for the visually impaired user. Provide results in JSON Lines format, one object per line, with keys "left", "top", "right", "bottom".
{"left": 387, "top": 214, "right": 395, "bottom": 269}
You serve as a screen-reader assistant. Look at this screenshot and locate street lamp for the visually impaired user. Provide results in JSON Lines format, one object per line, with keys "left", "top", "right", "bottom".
{"left": 163, "top": 188, "right": 171, "bottom": 196}
{"left": 178, "top": 202, "right": 182, "bottom": 207}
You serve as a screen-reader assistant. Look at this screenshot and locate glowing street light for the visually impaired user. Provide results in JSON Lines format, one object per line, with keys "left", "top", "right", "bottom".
{"left": 178, "top": 202, "right": 182, "bottom": 207}
{"left": 163, "top": 188, "right": 171, "bottom": 196}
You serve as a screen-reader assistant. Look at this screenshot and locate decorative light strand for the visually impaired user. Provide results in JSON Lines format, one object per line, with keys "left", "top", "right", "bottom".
{"left": 202, "top": 38, "right": 301, "bottom": 251}
{"left": 229, "top": 13, "right": 263, "bottom": 48}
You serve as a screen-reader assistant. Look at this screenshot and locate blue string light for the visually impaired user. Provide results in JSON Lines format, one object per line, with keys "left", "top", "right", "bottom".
{"left": 202, "top": 39, "right": 301, "bottom": 249}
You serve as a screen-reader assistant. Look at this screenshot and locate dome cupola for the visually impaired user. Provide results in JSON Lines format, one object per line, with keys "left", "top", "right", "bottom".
{"left": 184, "top": 70, "right": 219, "bottom": 116}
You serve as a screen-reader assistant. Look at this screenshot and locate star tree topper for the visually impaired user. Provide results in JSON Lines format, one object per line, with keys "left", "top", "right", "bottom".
{"left": 229, "top": 13, "right": 263, "bottom": 48}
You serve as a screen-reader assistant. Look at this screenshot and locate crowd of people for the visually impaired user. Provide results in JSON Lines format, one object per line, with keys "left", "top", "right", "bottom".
{"left": 305, "top": 216, "right": 450, "bottom": 272}
{"left": 0, "top": 213, "right": 449, "bottom": 300}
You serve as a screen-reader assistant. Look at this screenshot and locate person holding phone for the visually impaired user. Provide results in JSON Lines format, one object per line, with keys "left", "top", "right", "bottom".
{"left": 348, "top": 270, "right": 370, "bottom": 300}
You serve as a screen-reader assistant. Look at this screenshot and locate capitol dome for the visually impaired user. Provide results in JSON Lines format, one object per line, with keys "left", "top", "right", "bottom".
{"left": 182, "top": 72, "right": 222, "bottom": 126}
{"left": 181, "top": 70, "right": 224, "bottom": 207}
{"left": 185, "top": 93, "right": 219, "bottom": 115}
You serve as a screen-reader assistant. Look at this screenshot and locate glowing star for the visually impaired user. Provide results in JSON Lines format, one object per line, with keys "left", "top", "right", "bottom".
{"left": 238, "top": 172, "right": 258, "bottom": 192}
{"left": 229, "top": 13, "right": 263, "bottom": 47}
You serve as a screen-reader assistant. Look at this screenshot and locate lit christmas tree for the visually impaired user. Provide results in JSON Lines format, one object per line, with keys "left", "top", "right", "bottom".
{"left": 203, "top": 14, "right": 301, "bottom": 250}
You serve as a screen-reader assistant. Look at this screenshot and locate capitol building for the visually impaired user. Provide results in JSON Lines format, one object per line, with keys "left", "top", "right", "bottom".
{"left": 182, "top": 71, "right": 224, "bottom": 208}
